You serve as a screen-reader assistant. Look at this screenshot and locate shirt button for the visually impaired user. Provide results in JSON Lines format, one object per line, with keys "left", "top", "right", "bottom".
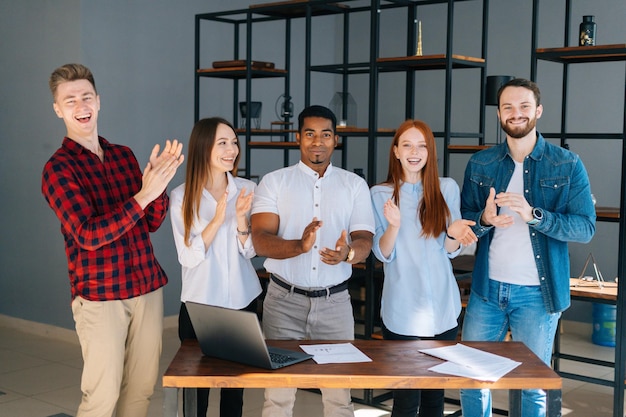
{"left": 541, "top": 277, "right": 545, "bottom": 281}
{"left": 554, "top": 184, "right": 558, "bottom": 188}
{"left": 536, "top": 255, "right": 540, "bottom": 259}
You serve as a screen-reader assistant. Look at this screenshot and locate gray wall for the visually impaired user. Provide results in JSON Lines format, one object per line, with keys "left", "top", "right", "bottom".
{"left": 0, "top": 0, "right": 623, "bottom": 329}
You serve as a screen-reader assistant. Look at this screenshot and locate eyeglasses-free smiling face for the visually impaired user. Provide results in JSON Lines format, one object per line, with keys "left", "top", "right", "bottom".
{"left": 296, "top": 116, "right": 338, "bottom": 176}
{"left": 393, "top": 126, "right": 428, "bottom": 183}
{"left": 498, "top": 86, "right": 543, "bottom": 140}
{"left": 210, "top": 123, "right": 239, "bottom": 175}
{"left": 53, "top": 79, "right": 100, "bottom": 141}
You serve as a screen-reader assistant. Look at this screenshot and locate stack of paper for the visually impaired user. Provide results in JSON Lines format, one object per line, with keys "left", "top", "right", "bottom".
{"left": 300, "top": 343, "right": 372, "bottom": 364}
{"left": 419, "top": 343, "right": 521, "bottom": 382}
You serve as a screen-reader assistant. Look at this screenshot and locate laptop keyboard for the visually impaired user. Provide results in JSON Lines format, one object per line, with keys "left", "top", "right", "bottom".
{"left": 270, "top": 351, "right": 293, "bottom": 364}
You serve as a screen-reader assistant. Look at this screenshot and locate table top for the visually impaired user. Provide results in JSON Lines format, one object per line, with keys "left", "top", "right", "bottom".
{"left": 163, "top": 339, "right": 561, "bottom": 390}
{"left": 570, "top": 278, "right": 618, "bottom": 301}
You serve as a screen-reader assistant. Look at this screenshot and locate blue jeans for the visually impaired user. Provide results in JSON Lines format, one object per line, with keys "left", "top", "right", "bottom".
{"left": 460, "top": 279, "right": 560, "bottom": 417}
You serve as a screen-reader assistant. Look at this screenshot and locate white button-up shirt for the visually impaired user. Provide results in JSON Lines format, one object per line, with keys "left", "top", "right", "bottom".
{"left": 252, "top": 162, "right": 375, "bottom": 288}
{"left": 170, "top": 173, "right": 262, "bottom": 309}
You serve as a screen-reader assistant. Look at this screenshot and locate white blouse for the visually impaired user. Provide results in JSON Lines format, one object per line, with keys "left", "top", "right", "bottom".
{"left": 170, "top": 172, "right": 262, "bottom": 309}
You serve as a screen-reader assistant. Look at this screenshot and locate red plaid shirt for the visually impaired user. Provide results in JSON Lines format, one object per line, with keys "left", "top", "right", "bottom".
{"left": 41, "top": 137, "right": 169, "bottom": 301}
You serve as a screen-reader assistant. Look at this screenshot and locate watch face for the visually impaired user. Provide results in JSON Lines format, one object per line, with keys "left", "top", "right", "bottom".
{"left": 533, "top": 208, "right": 543, "bottom": 220}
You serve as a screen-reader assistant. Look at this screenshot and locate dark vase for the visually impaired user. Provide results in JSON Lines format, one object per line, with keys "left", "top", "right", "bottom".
{"left": 579, "top": 15, "right": 597, "bottom": 46}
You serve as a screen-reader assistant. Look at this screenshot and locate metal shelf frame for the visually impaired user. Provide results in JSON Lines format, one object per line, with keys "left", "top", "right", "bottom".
{"left": 530, "top": 1, "right": 626, "bottom": 416}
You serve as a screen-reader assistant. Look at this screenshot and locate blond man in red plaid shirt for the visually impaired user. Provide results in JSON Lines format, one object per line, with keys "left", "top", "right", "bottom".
{"left": 42, "top": 63, "right": 184, "bottom": 417}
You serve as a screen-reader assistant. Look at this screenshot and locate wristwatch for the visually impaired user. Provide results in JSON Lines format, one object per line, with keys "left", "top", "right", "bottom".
{"left": 345, "top": 246, "right": 355, "bottom": 262}
{"left": 527, "top": 207, "right": 543, "bottom": 226}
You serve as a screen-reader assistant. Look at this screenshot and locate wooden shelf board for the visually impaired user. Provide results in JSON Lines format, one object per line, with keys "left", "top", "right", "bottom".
{"left": 197, "top": 67, "right": 287, "bottom": 79}
{"left": 377, "top": 54, "right": 485, "bottom": 70}
{"left": 235, "top": 129, "right": 297, "bottom": 134}
{"left": 248, "top": 141, "right": 300, "bottom": 148}
{"left": 336, "top": 127, "right": 396, "bottom": 134}
{"left": 596, "top": 206, "right": 620, "bottom": 220}
{"left": 247, "top": 141, "right": 345, "bottom": 149}
{"left": 448, "top": 145, "right": 491, "bottom": 151}
{"left": 237, "top": 128, "right": 395, "bottom": 135}
{"left": 535, "top": 44, "right": 626, "bottom": 63}
{"left": 249, "top": 0, "right": 349, "bottom": 18}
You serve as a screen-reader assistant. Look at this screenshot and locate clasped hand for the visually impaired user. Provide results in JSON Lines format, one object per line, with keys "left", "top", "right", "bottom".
{"left": 298, "top": 218, "right": 351, "bottom": 265}
{"left": 212, "top": 187, "right": 254, "bottom": 227}
{"left": 481, "top": 187, "right": 533, "bottom": 227}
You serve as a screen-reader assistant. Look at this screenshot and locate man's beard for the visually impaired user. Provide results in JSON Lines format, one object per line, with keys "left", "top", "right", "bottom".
{"left": 309, "top": 155, "right": 324, "bottom": 164}
{"left": 500, "top": 116, "right": 537, "bottom": 139}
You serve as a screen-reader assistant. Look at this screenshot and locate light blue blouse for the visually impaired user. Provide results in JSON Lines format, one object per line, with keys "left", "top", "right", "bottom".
{"left": 371, "top": 178, "right": 462, "bottom": 337}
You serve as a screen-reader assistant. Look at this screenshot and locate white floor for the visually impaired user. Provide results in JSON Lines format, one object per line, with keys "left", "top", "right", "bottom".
{"left": 0, "top": 316, "right": 618, "bottom": 417}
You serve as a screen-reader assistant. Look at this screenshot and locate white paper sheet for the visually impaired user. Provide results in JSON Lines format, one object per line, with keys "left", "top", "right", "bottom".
{"left": 419, "top": 343, "right": 522, "bottom": 382}
{"left": 299, "top": 343, "right": 373, "bottom": 364}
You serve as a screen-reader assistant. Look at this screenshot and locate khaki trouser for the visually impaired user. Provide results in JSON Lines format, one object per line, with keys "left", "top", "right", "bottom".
{"left": 261, "top": 279, "right": 355, "bottom": 417}
{"left": 71, "top": 288, "right": 163, "bottom": 417}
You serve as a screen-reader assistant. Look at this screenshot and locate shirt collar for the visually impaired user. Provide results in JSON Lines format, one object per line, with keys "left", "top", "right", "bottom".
{"left": 400, "top": 180, "right": 423, "bottom": 194}
{"left": 528, "top": 132, "right": 546, "bottom": 161}
{"left": 499, "top": 132, "right": 545, "bottom": 162}
{"left": 62, "top": 136, "right": 109, "bottom": 156}
{"left": 201, "top": 172, "right": 239, "bottom": 202}
{"left": 297, "top": 160, "right": 334, "bottom": 178}
{"left": 225, "top": 171, "right": 238, "bottom": 200}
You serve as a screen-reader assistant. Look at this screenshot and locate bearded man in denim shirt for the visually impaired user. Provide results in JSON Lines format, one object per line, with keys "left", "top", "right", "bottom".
{"left": 459, "top": 78, "right": 596, "bottom": 417}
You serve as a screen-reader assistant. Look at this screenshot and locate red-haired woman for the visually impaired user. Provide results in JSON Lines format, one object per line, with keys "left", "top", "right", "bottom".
{"left": 371, "top": 119, "right": 477, "bottom": 417}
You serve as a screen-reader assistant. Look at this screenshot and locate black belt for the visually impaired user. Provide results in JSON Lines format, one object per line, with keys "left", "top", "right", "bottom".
{"left": 270, "top": 274, "right": 349, "bottom": 298}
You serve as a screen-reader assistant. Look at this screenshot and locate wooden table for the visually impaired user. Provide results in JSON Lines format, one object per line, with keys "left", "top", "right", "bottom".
{"left": 569, "top": 277, "right": 617, "bottom": 303}
{"left": 163, "top": 339, "right": 561, "bottom": 417}
{"left": 552, "top": 278, "right": 618, "bottom": 387}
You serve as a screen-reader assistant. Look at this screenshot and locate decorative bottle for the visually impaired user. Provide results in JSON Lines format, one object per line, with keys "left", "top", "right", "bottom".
{"left": 579, "top": 15, "right": 596, "bottom": 46}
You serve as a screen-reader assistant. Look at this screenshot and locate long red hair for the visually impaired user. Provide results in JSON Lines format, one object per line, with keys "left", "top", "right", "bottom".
{"left": 384, "top": 119, "right": 450, "bottom": 238}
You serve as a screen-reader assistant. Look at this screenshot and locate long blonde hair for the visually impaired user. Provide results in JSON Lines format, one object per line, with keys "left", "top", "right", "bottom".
{"left": 181, "top": 117, "right": 240, "bottom": 245}
{"left": 384, "top": 119, "right": 450, "bottom": 238}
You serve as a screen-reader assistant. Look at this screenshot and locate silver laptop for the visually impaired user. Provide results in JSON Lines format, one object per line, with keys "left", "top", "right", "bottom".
{"left": 185, "top": 301, "right": 313, "bottom": 370}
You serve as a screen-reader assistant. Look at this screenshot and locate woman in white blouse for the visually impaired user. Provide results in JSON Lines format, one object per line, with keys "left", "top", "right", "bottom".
{"left": 170, "top": 117, "right": 261, "bottom": 417}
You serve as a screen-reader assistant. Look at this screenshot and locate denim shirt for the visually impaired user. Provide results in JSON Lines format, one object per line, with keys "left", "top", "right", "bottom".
{"left": 460, "top": 133, "right": 596, "bottom": 313}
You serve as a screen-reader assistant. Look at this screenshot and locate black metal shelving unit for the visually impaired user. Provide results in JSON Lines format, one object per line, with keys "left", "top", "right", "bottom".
{"left": 195, "top": 0, "right": 488, "bottom": 182}
{"left": 195, "top": 0, "right": 488, "bottom": 353}
{"left": 195, "top": 6, "right": 301, "bottom": 177}
{"left": 530, "top": 1, "right": 626, "bottom": 416}
{"left": 195, "top": 0, "right": 489, "bottom": 412}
